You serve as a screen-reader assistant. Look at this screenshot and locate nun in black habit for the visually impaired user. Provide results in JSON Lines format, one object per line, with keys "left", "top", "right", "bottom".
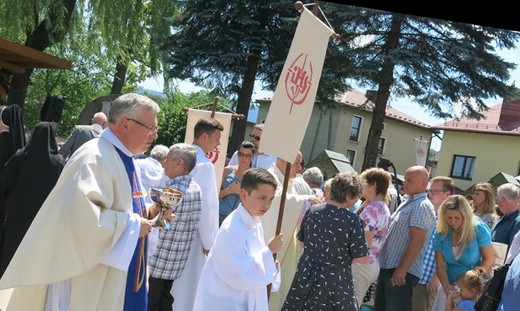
{"left": 0, "top": 104, "right": 26, "bottom": 175}
{"left": 0, "top": 104, "right": 27, "bottom": 237}
{"left": 0, "top": 122, "right": 65, "bottom": 276}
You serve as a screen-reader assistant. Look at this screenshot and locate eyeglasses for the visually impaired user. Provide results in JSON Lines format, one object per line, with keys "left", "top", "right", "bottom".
{"left": 427, "top": 189, "right": 447, "bottom": 195}
{"left": 127, "top": 118, "right": 160, "bottom": 133}
{"left": 237, "top": 151, "right": 253, "bottom": 158}
{"left": 249, "top": 134, "right": 261, "bottom": 141}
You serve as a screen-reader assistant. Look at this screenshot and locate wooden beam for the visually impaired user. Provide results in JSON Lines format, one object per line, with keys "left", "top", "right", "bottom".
{"left": 0, "top": 60, "right": 24, "bottom": 74}
{"left": 0, "top": 37, "right": 72, "bottom": 70}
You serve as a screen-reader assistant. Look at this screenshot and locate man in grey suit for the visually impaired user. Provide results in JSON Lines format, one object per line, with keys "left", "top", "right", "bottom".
{"left": 59, "top": 112, "right": 107, "bottom": 160}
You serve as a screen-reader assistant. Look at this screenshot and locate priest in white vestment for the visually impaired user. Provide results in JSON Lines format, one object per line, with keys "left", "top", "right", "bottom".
{"left": 263, "top": 151, "right": 318, "bottom": 311}
{"left": 0, "top": 93, "right": 159, "bottom": 311}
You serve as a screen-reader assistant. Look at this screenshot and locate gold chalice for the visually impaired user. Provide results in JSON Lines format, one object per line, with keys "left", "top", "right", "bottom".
{"left": 150, "top": 187, "right": 183, "bottom": 230}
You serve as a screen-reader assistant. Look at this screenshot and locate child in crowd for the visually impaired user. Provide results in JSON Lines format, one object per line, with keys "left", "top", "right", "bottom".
{"left": 446, "top": 270, "right": 481, "bottom": 311}
{"left": 193, "top": 168, "right": 284, "bottom": 311}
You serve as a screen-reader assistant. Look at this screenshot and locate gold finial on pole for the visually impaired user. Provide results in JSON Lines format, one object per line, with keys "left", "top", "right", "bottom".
{"left": 294, "top": 1, "right": 304, "bottom": 12}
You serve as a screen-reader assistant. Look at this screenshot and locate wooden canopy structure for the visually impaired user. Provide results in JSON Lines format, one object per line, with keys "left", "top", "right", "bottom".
{"left": 0, "top": 37, "right": 72, "bottom": 103}
{"left": 0, "top": 37, "right": 72, "bottom": 74}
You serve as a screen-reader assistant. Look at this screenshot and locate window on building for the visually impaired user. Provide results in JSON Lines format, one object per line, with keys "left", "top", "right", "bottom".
{"left": 378, "top": 137, "right": 386, "bottom": 155}
{"left": 349, "top": 115, "right": 362, "bottom": 141}
{"left": 450, "top": 155, "right": 476, "bottom": 180}
{"left": 346, "top": 149, "right": 356, "bottom": 165}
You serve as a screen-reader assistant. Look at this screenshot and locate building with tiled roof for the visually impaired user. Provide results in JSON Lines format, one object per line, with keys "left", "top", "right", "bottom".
{"left": 335, "top": 90, "right": 431, "bottom": 128}
{"left": 252, "top": 89, "right": 433, "bottom": 175}
{"left": 433, "top": 99, "right": 520, "bottom": 190}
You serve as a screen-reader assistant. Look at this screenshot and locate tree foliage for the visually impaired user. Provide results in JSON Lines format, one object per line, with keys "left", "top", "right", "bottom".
{"left": 22, "top": 19, "right": 132, "bottom": 137}
{"left": 0, "top": 0, "right": 78, "bottom": 44}
{"left": 163, "top": 0, "right": 354, "bottom": 155}
{"left": 154, "top": 88, "right": 229, "bottom": 148}
{"left": 163, "top": 0, "right": 293, "bottom": 154}
{"left": 0, "top": 0, "right": 177, "bottom": 108}
{"left": 86, "top": 0, "right": 178, "bottom": 93}
{"left": 0, "top": 0, "right": 78, "bottom": 108}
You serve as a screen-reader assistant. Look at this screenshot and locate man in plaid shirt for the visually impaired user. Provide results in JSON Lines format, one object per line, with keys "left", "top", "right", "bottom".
{"left": 375, "top": 166, "right": 436, "bottom": 311}
{"left": 412, "top": 176, "right": 453, "bottom": 311}
{"left": 147, "top": 143, "right": 202, "bottom": 311}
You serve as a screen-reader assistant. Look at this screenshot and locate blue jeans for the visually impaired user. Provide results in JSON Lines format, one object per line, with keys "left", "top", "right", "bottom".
{"left": 373, "top": 268, "right": 419, "bottom": 311}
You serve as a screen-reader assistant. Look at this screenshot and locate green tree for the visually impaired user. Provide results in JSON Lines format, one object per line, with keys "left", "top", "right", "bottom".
{"left": 86, "top": 0, "right": 178, "bottom": 94}
{"left": 154, "top": 87, "right": 230, "bottom": 148}
{"left": 22, "top": 20, "right": 126, "bottom": 137}
{"left": 0, "top": 0, "right": 177, "bottom": 109}
{"left": 0, "top": 0, "right": 78, "bottom": 108}
{"left": 163, "top": 0, "right": 354, "bottom": 155}
{"left": 327, "top": 4, "right": 520, "bottom": 170}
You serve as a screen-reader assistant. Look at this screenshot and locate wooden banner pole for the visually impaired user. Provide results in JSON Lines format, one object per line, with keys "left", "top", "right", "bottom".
{"left": 267, "top": 162, "right": 292, "bottom": 299}
{"left": 210, "top": 96, "right": 219, "bottom": 118}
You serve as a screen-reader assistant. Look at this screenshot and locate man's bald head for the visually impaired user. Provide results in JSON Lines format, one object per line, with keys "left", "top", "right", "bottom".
{"left": 403, "top": 165, "right": 429, "bottom": 196}
{"left": 92, "top": 112, "right": 107, "bottom": 129}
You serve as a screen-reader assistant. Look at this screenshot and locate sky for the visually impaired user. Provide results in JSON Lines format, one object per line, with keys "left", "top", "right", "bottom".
{"left": 139, "top": 46, "right": 520, "bottom": 151}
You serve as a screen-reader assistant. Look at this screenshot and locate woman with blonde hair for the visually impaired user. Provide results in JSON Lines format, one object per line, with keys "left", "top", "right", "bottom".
{"left": 431, "top": 195, "right": 494, "bottom": 310}
{"left": 352, "top": 167, "right": 391, "bottom": 307}
{"left": 471, "top": 182, "right": 499, "bottom": 229}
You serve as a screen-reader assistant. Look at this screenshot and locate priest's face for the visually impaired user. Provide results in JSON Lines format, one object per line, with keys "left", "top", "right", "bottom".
{"left": 240, "top": 183, "right": 276, "bottom": 217}
{"left": 124, "top": 110, "right": 159, "bottom": 154}
{"left": 276, "top": 151, "right": 303, "bottom": 179}
{"left": 287, "top": 152, "right": 303, "bottom": 178}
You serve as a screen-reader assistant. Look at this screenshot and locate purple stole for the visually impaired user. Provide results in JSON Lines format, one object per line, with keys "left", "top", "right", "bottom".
{"left": 115, "top": 148, "right": 147, "bottom": 310}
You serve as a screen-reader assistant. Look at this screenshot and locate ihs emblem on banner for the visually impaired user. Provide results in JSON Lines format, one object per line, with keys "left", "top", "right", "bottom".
{"left": 285, "top": 52, "right": 313, "bottom": 113}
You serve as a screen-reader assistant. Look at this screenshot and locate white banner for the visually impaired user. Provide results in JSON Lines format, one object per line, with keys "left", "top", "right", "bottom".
{"left": 259, "top": 6, "right": 334, "bottom": 163}
{"left": 414, "top": 138, "right": 429, "bottom": 167}
{"left": 184, "top": 109, "right": 232, "bottom": 190}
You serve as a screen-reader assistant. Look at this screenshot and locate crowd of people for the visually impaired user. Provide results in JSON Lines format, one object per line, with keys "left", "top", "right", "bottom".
{"left": 0, "top": 92, "right": 519, "bottom": 311}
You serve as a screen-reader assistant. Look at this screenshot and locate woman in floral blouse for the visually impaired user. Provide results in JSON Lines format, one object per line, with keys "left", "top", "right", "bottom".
{"left": 351, "top": 167, "right": 392, "bottom": 308}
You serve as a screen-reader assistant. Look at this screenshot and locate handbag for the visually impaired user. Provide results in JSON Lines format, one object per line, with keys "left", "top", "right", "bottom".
{"left": 474, "top": 263, "right": 510, "bottom": 311}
